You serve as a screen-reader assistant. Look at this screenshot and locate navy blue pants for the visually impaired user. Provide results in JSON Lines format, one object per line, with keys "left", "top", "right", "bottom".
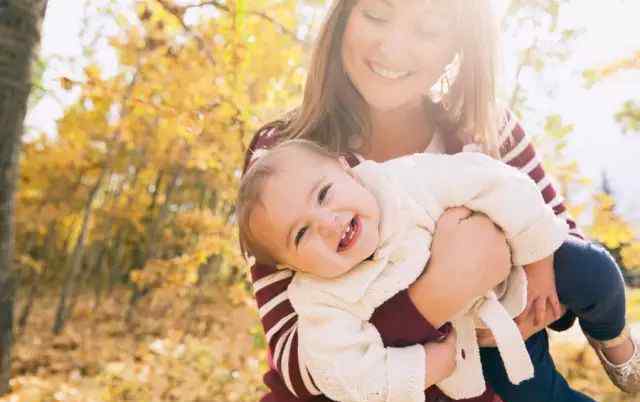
{"left": 480, "top": 238, "right": 627, "bottom": 402}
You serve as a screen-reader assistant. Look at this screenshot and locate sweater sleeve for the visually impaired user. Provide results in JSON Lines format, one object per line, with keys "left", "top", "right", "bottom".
{"left": 392, "top": 151, "right": 569, "bottom": 265}
{"left": 288, "top": 279, "right": 426, "bottom": 402}
{"left": 245, "top": 127, "right": 440, "bottom": 400}
{"left": 497, "top": 109, "right": 584, "bottom": 240}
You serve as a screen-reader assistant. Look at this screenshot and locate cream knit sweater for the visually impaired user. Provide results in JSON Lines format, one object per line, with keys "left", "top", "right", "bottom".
{"left": 287, "top": 152, "right": 569, "bottom": 402}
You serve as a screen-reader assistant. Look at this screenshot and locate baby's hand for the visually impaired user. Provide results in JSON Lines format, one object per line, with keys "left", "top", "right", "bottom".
{"left": 424, "top": 327, "right": 457, "bottom": 387}
{"left": 519, "top": 255, "right": 563, "bottom": 326}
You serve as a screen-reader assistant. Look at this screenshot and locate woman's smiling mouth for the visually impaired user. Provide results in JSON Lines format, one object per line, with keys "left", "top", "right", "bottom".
{"left": 369, "top": 61, "right": 412, "bottom": 80}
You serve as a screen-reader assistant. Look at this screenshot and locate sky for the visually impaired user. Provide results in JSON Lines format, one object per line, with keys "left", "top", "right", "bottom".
{"left": 545, "top": 0, "right": 640, "bottom": 225}
{"left": 26, "top": 0, "right": 640, "bottom": 228}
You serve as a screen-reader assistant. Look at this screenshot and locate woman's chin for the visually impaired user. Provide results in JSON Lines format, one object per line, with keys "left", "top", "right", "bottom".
{"left": 364, "top": 95, "right": 424, "bottom": 113}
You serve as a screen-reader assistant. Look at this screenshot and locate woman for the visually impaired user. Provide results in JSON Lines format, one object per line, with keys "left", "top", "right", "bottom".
{"left": 245, "top": 0, "right": 587, "bottom": 401}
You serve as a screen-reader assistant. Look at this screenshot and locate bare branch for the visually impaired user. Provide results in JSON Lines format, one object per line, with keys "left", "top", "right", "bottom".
{"left": 181, "top": 0, "right": 308, "bottom": 47}
{"left": 154, "top": 0, "right": 216, "bottom": 65}
{"left": 509, "top": 38, "right": 539, "bottom": 113}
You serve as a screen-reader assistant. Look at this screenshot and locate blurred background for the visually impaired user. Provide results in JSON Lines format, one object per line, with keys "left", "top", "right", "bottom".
{"left": 1, "top": 0, "right": 639, "bottom": 401}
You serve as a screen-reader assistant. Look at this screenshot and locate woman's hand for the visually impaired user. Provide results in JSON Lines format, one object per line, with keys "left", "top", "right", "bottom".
{"left": 424, "top": 327, "right": 457, "bottom": 388}
{"left": 408, "top": 207, "right": 512, "bottom": 328}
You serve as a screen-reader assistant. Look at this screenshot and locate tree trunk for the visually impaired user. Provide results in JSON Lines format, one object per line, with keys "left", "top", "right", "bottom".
{"left": 19, "top": 221, "right": 55, "bottom": 330}
{"left": 105, "top": 165, "right": 140, "bottom": 295}
{"left": 108, "top": 228, "right": 127, "bottom": 294}
{"left": 126, "top": 167, "right": 181, "bottom": 323}
{"left": 52, "top": 172, "right": 104, "bottom": 334}
{"left": 0, "top": 0, "right": 47, "bottom": 394}
{"left": 92, "top": 245, "right": 107, "bottom": 312}
{"left": 68, "top": 243, "right": 98, "bottom": 316}
{"left": 16, "top": 279, "right": 36, "bottom": 330}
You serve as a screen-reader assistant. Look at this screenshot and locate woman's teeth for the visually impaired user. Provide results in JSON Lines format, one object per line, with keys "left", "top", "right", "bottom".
{"left": 370, "top": 63, "right": 410, "bottom": 80}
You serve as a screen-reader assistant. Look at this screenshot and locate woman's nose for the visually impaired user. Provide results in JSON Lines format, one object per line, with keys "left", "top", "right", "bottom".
{"left": 377, "top": 25, "right": 411, "bottom": 62}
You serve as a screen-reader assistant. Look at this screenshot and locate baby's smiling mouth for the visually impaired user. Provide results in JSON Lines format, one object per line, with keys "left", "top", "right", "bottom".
{"left": 337, "top": 216, "right": 360, "bottom": 252}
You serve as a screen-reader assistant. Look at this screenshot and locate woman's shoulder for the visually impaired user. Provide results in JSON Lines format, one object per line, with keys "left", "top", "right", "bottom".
{"left": 242, "top": 118, "right": 292, "bottom": 174}
{"left": 243, "top": 112, "right": 361, "bottom": 171}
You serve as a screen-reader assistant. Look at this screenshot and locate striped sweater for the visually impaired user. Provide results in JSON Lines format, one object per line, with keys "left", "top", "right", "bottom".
{"left": 244, "top": 109, "right": 582, "bottom": 401}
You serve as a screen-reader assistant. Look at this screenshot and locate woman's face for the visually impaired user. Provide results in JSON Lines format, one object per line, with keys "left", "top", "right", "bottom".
{"left": 341, "top": 0, "right": 456, "bottom": 112}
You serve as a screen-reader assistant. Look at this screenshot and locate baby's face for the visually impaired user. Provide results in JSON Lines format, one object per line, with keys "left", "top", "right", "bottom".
{"left": 251, "top": 150, "right": 380, "bottom": 278}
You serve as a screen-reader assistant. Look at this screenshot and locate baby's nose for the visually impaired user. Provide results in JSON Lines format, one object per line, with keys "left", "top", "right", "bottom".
{"left": 317, "top": 211, "right": 343, "bottom": 236}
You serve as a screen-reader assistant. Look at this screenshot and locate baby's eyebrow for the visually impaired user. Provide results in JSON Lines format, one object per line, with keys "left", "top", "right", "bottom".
{"left": 307, "top": 175, "right": 327, "bottom": 205}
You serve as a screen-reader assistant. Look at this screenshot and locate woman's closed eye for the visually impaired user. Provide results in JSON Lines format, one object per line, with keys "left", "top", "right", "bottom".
{"left": 362, "top": 9, "right": 388, "bottom": 24}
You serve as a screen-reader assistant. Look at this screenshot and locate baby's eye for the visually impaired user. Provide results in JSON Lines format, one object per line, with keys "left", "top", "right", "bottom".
{"left": 318, "top": 184, "right": 332, "bottom": 204}
{"left": 295, "top": 226, "right": 308, "bottom": 247}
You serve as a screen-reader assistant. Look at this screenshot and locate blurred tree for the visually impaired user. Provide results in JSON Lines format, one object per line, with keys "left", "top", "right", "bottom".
{"left": 0, "top": 0, "right": 47, "bottom": 394}
{"left": 582, "top": 49, "right": 640, "bottom": 272}
{"left": 14, "top": 0, "right": 308, "bottom": 331}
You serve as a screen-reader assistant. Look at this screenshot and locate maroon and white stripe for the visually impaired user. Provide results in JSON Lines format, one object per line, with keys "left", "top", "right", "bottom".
{"left": 499, "top": 110, "right": 583, "bottom": 240}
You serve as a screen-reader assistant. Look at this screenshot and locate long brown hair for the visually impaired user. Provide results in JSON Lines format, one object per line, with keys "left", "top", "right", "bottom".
{"left": 277, "top": 0, "right": 502, "bottom": 156}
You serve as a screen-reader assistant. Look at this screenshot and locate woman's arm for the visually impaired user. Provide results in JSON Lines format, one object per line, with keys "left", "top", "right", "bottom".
{"left": 501, "top": 110, "right": 582, "bottom": 326}
{"left": 498, "top": 109, "right": 583, "bottom": 240}
{"left": 408, "top": 207, "right": 512, "bottom": 328}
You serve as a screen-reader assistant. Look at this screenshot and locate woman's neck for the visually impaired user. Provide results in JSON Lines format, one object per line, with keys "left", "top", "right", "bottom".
{"left": 363, "top": 103, "right": 435, "bottom": 162}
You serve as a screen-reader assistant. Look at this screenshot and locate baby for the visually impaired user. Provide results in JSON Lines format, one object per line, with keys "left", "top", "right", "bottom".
{"left": 237, "top": 139, "right": 639, "bottom": 402}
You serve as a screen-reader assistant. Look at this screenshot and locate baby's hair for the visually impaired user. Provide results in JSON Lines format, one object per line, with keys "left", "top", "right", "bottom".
{"left": 237, "top": 139, "right": 338, "bottom": 266}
